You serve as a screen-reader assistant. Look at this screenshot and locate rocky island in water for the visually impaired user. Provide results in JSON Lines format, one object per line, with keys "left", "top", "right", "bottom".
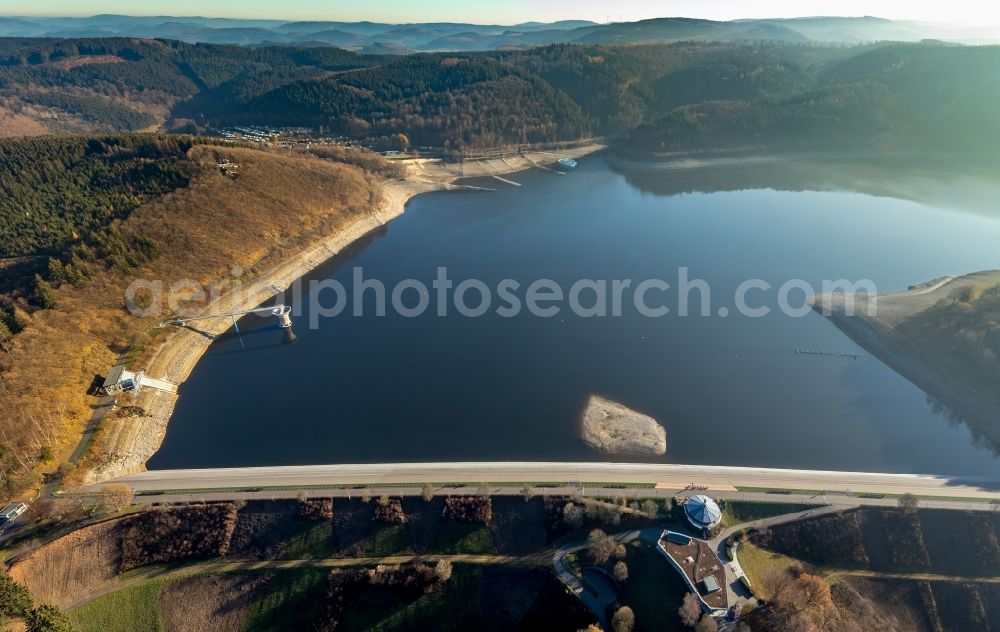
{"left": 580, "top": 395, "right": 667, "bottom": 456}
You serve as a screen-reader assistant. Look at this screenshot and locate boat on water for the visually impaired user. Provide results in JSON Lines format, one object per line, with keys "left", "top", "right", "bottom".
{"left": 558, "top": 157, "right": 578, "bottom": 169}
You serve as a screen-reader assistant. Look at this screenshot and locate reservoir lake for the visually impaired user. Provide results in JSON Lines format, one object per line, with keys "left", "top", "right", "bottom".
{"left": 148, "top": 157, "right": 1000, "bottom": 476}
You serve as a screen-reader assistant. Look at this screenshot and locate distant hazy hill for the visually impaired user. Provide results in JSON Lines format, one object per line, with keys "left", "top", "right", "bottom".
{"left": 0, "top": 37, "right": 831, "bottom": 146}
{"left": 623, "top": 43, "right": 1000, "bottom": 155}
{"left": 3, "top": 36, "right": 999, "bottom": 156}
{"left": 1, "top": 15, "right": 998, "bottom": 50}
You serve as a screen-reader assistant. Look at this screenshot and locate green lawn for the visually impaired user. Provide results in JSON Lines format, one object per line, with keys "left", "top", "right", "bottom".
{"left": 619, "top": 540, "right": 689, "bottom": 632}
{"left": 244, "top": 568, "right": 330, "bottom": 632}
{"left": 735, "top": 542, "right": 808, "bottom": 600}
{"left": 721, "top": 501, "right": 823, "bottom": 527}
{"left": 342, "top": 565, "right": 593, "bottom": 632}
{"left": 428, "top": 522, "right": 497, "bottom": 555}
{"left": 274, "top": 521, "right": 335, "bottom": 559}
{"left": 362, "top": 523, "right": 415, "bottom": 557}
{"left": 70, "top": 578, "right": 166, "bottom": 632}
{"left": 338, "top": 586, "right": 435, "bottom": 632}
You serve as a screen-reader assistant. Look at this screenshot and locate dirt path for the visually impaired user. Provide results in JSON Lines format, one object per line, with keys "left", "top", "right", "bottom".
{"left": 828, "top": 569, "right": 1000, "bottom": 583}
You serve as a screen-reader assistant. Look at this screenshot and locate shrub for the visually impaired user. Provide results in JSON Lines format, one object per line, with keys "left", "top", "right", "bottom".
{"left": 299, "top": 498, "right": 333, "bottom": 520}
{"left": 327, "top": 563, "right": 442, "bottom": 627}
{"left": 442, "top": 496, "right": 492, "bottom": 523}
{"left": 751, "top": 509, "right": 869, "bottom": 566}
{"left": 120, "top": 503, "right": 237, "bottom": 571}
{"left": 32, "top": 275, "right": 58, "bottom": 309}
{"left": 373, "top": 497, "right": 406, "bottom": 523}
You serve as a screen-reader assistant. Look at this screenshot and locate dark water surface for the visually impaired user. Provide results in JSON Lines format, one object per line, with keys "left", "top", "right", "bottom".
{"left": 149, "top": 157, "right": 1000, "bottom": 475}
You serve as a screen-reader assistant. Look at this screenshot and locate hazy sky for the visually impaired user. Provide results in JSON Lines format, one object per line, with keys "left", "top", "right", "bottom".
{"left": 4, "top": 0, "right": 999, "bottom": 25}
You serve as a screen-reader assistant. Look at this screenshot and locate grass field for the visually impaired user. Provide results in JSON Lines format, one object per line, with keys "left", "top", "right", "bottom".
{"left": 274, "top": 521, "right": 335, "bottom": 560}
{"left": 619, "top": 540, "right": 688, "bottom": 632}
{"left": 70, "top": 577, "right": 166, "bottom": 632}
{"left": 362, "top": 524, "right": 416, "bottom": 557}
{"left": 736, "top": 542, "right": 808, "bottom": 600}
{"left": 338, "top": 565, "right": 593, "bottom": 632}
{"left": 243, "top": 568, "right": 329, "bottom": 632}
{"left": 429, "top": 523, "right": 498, "bottom": 555}
{"left": 721, "top": 501, "right": 822, "bottom": 527}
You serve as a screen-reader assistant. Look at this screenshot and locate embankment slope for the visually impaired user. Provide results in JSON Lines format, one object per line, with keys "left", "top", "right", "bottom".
{"left": 814, "top": 270, "right": 1000, "bottom": 451}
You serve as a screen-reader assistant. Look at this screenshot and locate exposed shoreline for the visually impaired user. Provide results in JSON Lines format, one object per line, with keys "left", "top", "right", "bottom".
{"left": 813, "top": 271, "right": 1000, "bottom": 454}
{"left": 83, "top": 143, "right": 606, "bottom": 485}
{"left": 606, "top": 149, "right": 918, "bottom": 172}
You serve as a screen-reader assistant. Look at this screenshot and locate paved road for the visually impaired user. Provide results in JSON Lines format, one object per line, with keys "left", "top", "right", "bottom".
{"left": 102, "top": 461, "right": 1000, "bottom": 501}
{"left": 105, "top": 486, "right": 999, "bottom": 513}
{"left": 68, "top": 396, "right": 116, "bottom": 464}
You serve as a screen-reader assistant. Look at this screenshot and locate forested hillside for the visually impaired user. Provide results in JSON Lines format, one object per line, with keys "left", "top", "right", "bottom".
{"left": 0, "top": 37, "right": 839, "bottom": 147}
{"left": 0, "top": 135, "right": 198, "bottom": 258}
{"left": 623, "top": 43, "right": 1000, "bottom": 155}
{"left": 0, "top": 135, "right": 384, "bottom": 500}
{"left": 2, "top": 37, "right": 1000, "bottom": 153}
{"left": 0, "top": 38, "right": 376, "bottom": 135}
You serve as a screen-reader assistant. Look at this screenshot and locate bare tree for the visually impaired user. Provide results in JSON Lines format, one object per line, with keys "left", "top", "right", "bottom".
{"left": 898, "top": 493, "right": 919, "bottom": 513}
{"left": 360, "top": 489, "right": 372, "bottom": 504}
{"left": 695, "top": 616, "right": 718, "bottom": 632}
{"left": 434, "top": 559, "right": 453, "bottom": 582}
{"left": 563, "top": 502, "right": 585, "bottom": 529}
{"left": 612, "top": 606, "right": 635, "bottom": 632}
{"left": 613, "top": 560, "right": 629, "bottom": 582}
{"left": 586, "top": 529, "right": 623, "bottom": 565}
{"left": 521, "top": 486, "right": 533, "bottom": 502}
{"left": 641, "top": 499, "right": 659, "bottom": 518}
{"left": 98, "top": 484, "right": 134, "bottom": 513}
{"left": 679, "top": 592, "right": 702, "bottom": 627}
{"left": 583, "top": 499, "right": 623, "bottom": 527}
{"left": 421, "top": 484, "right": 434, "bottom": 502}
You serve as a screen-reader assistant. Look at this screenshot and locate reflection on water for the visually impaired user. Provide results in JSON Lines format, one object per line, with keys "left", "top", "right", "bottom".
{"left": 150, "top": 156, "right": 1000, "bottom": 476}
{"left": 615, "top": 154, "right": 1000, "bottom": 220}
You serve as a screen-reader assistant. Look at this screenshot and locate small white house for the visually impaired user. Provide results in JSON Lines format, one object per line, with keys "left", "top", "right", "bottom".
{"left": 0, "top": 501, "right": 28, "bottom": 524}
{"left": 102, "top": 365, "right": 143, "bottom": 394}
